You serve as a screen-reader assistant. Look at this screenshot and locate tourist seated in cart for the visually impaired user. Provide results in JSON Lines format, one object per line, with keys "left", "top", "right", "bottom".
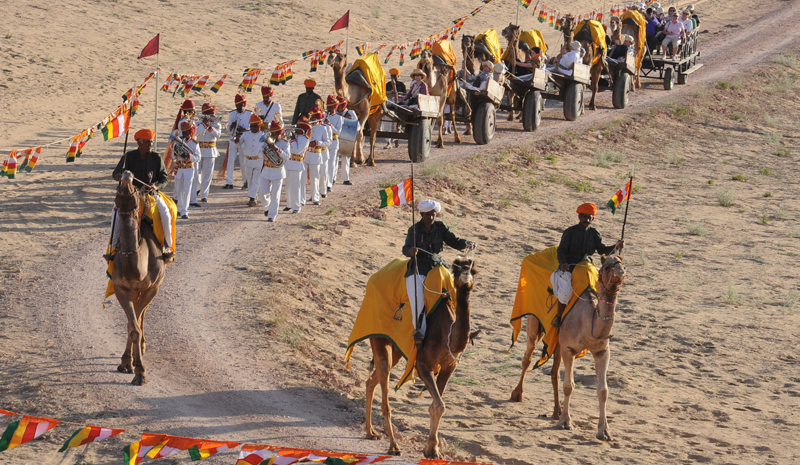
{"left": 530, "top": 47, "right": 547, "bottom": 70}
{"left": 546, "top": 41, "right": 584, "bottom": 76}
{"left": 662, "top": 12, "right": 685, "bottom": 60}
{"left": 399, "top": 68, "right": 429, "bottom": 107}
{"left": 645, "top": 8, "right": 660, "bottom": 52}
{"left": 607, "top": 35, "right": 635, "bottom": 69}
{"left": 462, "top": 61, "right": 495, "bottom": 91}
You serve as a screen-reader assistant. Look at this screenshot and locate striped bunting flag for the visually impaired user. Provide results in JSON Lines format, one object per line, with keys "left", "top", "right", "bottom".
{"left": 188, "top": 440, "right": 241, "bottom": 461}
{"left": 102, "top": 108, "right": 130, "bottom": 141}
{"left": 379, "top": 178, "right": 413, "bottom": 208}
{"left": 0, "top": 415, "right": 61, "bottom": 452}
{"left": 123, "top": 433, "right": 168, "bottom": 465}
{"left": 1, "top": 150, "right": 18, "bottom": 179}
{"left": 58, "top": 425, "right": 124, "bottom": 452}
{"left": 147, "top": 435, "right": 202, "bottom": 459}
{"left": 0, "top": 409, "right": 17, "bottom": 417}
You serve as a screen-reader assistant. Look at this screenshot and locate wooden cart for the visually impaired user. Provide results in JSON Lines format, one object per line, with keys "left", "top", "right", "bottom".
{"left": 378, "top": 94, "right": 441, "bottom": 163}
{"left": 640, "top": 30, "right": 702, "bottom": 90}
{"left": 504, "top": 67, "right": 549, "bottom": 131}
{"left": 449, "top": 78, "right": 506, "bottom": 145}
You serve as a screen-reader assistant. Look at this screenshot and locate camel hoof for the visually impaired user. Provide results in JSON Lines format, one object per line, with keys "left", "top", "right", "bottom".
{"left": 366, "top": 431, "right": 381, "bottom": 440}
{"left": 597, "top": 429, "right": 613, "bottom": 441}
{"left": 423, "top": 448, "right": 441, "bottom": 460}
{"left": 510, "top": 389, "right": 523, "bottom": 402}
{"left": 131, "top": 374, "right": 148, "bottom": 386}
{"left": 454, "top": 137, "right": 462, "bottom": 144}
{"left": 367, "top": 160, "right": 376, "bottom": 167}
{"left": 464, "top": 130, "right": 472, "bottom": 136}
{"left": 387, "top": 446, "right": 401, "bottom": 456}
{"left": 117, "top": 364, "right": 133, "bottom": 374}
{"left": 558, "top": 421, "right": 572, "bottom": 431}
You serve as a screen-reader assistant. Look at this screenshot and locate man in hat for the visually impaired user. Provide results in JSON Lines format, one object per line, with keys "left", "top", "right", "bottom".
{"left": 402, "top": 69, "right": 429, "bottom": 106}
{"left": 556, "top": 42, "right": 584, "bottom": 76}
{"left": 108, "top": 128, "right": 173, "bottom": 261}
{"left": 383, "top": 68, "right": 407, "bottom": 149}
{"left": 284, "top": 117, "right": 311, "bottom": 214}
{"left": 239, "top": 113, "right": 266, "bottom": 207}
{"left": 607, "top": 35, "right": 635, "bottom": 70}
{"left": 325, "top": 95, "right": 342, "bottom": 192}
{"left": 337, "top": 97, "right": 358, "bottom": 186}
{"left": 225, "top": 94, "right": 254, "bottom": 189}
{"left": 172, "top": 121, "right": 202, "bottom": 219}
{"left": 255, "top": 86, "right": 283, "bottom": 126}
{"left": 258, "top": 120, "right": 291, "bottom": 222}
{"left": 402, "top": 199, "right": 476, "bottom": 346}
{"left": 291, "top": 79, "right": 322, "bottom": 125}
{"left": 551, "top": 203, "right": 624, "bottom": 328}
{"left": 305, "top": 105, "right": 331, "bottom": 205}
{"left": 197, "top": 103, "right": 222, "bottom": 202}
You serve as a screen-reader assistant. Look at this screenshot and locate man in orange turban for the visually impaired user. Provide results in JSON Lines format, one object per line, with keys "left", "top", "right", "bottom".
{"left": 551, "top": 203, "right": 624, "bottom": 327}
{"left": 291, "top": 78, "right": 322, "bottom": 125}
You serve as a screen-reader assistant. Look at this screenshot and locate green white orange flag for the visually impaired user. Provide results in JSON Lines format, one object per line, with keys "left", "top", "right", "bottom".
{"left": 58, "top": 425, "right": 125, "bottom": 452}
{"left": 102, "top": 107, "right": 131, "bottom": 141}
{"left": 236, "top": 444, "right": 274, "bottom": 465}
{"left": 0, "top": 415, "right": 61, "bottom": 452}
{"left": 607, "top": 178, "right": 632, "bottom": 214}
{"left": 187, "top": 439, "right": 241, "bottom": 461}
{"left": 379, "top": 178, "right": 413, "bottom": 208}
{"left": 123, "top": 433, "right": 168, "bottom": 465}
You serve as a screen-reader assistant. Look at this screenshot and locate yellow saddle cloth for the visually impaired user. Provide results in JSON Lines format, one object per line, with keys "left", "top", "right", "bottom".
{"left": 508, "top": 246, "right": 598, "bottom": 369}
{"left": 345, "top": 258, "right": 455, "bottom": 390}
{"left": 347, "top": 52, "right": 387, "bottom": 115}
{"left": 104, "top": 191, "right": 177, "bottom": 303}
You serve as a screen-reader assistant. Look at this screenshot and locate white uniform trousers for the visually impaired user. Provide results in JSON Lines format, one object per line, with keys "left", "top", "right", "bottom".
{"left": 285, "top": 170, "right": 303, "bottom": 212}
{"left": 243, "top": 164, "right": 261, "bottom": 199}
{"left": 225, "top": 141, "right": 246, "bottom": 185}
{"left": 304, "top": 162, "right": 322, "bottom": 203}
{"left": 319, "top": 149, "right": 329, "bottom": 195}
{"left": 300, "top": 162, "right": 308, "bottom": 205}
{"left": 111, "top": 197, "right": 172, "bottom": 249}
{"left": 258, "top": 173, "right": 284, "bottom": 220}
{"left": 190, "top": 163, "right": 200, "bottom": 204}
{"left": 174, "top": 167, "right": 194, "bottom": 215}
{"left": 198, "top": 157, "right": 215, "bottom": 200}
{"left": 406, "top": 274, "right": 427, "bottom": 336}
{"left": 340, "top": 152, "right": 351, "bottom": 182}
{"left": 328, "top": 140, "right": 339, "bottom": 187}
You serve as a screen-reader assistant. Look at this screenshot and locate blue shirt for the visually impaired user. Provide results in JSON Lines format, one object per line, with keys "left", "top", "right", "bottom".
{"left": 646, "top": 16, "right": 660, "bottom": 36}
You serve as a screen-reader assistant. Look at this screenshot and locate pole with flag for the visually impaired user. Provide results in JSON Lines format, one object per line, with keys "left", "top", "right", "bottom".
{"left": 138, "top": 33, "right": 160, "bottom": 151}
{"left": 330, "top": 10, "right": 350, "bottom": 58}
{"left": 516, "top": 0, "right": 521, "bottom": 26}
{"left": 620, "top": 165, "right": 634, "bottom": 240}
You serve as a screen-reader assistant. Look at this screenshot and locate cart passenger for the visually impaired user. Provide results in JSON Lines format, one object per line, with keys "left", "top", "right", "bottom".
{"left": 401, "top": 69, "right": 429, "bottom": 107}
{"left": 547, "top": 41, "right": 583, "bottom": 76}
{"left": 662, "top": 12, "right": 685, "bottom": 60}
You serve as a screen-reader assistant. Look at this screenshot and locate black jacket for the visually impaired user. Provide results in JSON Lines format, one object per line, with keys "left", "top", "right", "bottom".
{"left": 402, "top": 220, "right": 468, "bottom": 276}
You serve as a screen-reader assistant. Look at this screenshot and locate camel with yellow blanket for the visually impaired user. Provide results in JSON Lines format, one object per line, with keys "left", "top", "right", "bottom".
{"left": 418, "top": 40, "right": 460, "bottom": 149}
{"left": 345, "top": 258, "right": 478, "bottom": 459}
{"left": 621, "top": 9, "right": 647, "bottom": 89}
{"left": 507, "top": 246, "right": 627, "bottom": 441}
{"left": 561, "top": 16, "right": 607, "bottom": 112}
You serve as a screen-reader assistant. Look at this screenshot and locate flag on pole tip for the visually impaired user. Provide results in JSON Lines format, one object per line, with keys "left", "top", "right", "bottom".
{"left": 330, "top": 10, "right": 350, "bottom": 32}
{"left": 607, "top": 179, "right": 632, "bottom": 214}
{"left": 379, "top": 178, "right": 413, "bottom": 208}
{"left": 138, "top": 33, "right": 160, "bottom": 59}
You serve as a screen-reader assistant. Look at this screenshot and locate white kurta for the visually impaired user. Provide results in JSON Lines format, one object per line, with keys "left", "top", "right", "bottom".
{"left": 196, "top": 120, "right": 222, "bottom": 200}
{"left": 327, "top": 113, "right": 343, "bottom": 186}
{"left": 340, "top": 110, "right": 359, "bottom": 182}
{"left": 258, "top": 138, "right": 290, "bottom": 220}
{"left": 254, "top": 100, "right": 283, "bottom": 125}
{"left": 238, "top": 130, "right": 265, "bottom": 199}
{"left": 306, "top": 124, "right": 331, "bottom": 203}
{"left": 226, "top": 109, "right": 254, "bottom": 185}
{"left": 285, "top": 135, "right": 309, "bottom": 212}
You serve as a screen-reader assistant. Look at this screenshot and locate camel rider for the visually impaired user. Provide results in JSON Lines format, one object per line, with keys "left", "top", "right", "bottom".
{"left": 551, "top": 203, "right": 624, "bottom": 328}
{"left": 106, "top": 128, "right": 172, "bottom": 261}
{"left": 403, "top": 200, "right": 476, "bottom": 346}
{"left": 291, "top": 79, "right": 322, "bottom": 125}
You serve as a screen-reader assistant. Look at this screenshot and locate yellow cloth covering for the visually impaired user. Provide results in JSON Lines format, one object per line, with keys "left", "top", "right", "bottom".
{"left": 347, "top": 52, "right": 386, "bottom": 116}
{"left": 508, "top": 246, "right": 598, "bottom": 369}
{"left": 345, "top": 258, "right": 456, "bottom": 390}
{"left": 574, "top": 20, "right": 608, "bottom": 66}
{"left": 431, "top": 40, "right": 457, "bottom": 96}
{"left": 475, "top": 29, "right": 502, "bottom": 64}
{"left": 621, "top": 10, "right": 647, "bottom": 71}
{"left": 501, "top": 29, "right": 548, "bottom": 61}
{"left": 104, "top": 191, "right": 177, "bottom": 302}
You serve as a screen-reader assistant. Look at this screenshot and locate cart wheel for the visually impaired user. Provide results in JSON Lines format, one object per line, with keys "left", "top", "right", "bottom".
{"left": 677, "top": 71, "right": 688, "bottom": 85}
{"left": 408, "top": 117, "right": 431, "bottom": 163}
{"left": 522, "top": 91, "right": 543, "bottom": 132}
{"left": 612, "top": 73, "right": 631, "bottom": 109}
{"left": 472, "top": 102, "right": 496, "bottom": 145}
{"left": 663, "top": 67, "right": 675, "bottom": 90}
{"left": 563, "top": 82, "right": 583, "bottom": 121}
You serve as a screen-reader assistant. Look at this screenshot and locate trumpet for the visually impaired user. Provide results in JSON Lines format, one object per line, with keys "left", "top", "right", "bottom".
{"left": 197, "top": 113, "right": 221, "bottom": 124}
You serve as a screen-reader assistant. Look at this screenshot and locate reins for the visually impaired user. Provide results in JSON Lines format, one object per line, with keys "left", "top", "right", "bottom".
{"left": 114, "top": 182, "right": 149, "bottom": 255}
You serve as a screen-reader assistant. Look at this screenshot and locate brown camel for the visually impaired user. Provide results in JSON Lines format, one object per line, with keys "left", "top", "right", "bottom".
{"left": 326, "top": 52, "right": 383, "bottom": 167}
{"left": 501, "top": 23, "right": 522, "bottom": 122}
{"left": 112, "top": 170, "right": 167, "bottom": 386}
{"left": 417, "top": 49, "right": 460, "bottom": 148}
{"left": 609, "top": 16, "right": 622, "bottom": 46}
{"left": 364, "top": 258, "right": 477, "bottom": 458}
{"left": 620, "top": 19, "right": 643, "bottom": 89}
{"left": 561, "top": 15, "right": 604, "bottom": 112}
{"left": 510, "top": 254, "right": 626, "bottom": 441}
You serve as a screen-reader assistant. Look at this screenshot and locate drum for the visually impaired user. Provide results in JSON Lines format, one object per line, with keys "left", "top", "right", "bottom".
{"left": 338, "top": 117, "right": 360, "bottom": 157}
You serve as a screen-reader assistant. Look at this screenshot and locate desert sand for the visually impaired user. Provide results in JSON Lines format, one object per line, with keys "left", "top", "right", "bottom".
{"left": 1, "top": 0, "right": 799, "bottom": 464}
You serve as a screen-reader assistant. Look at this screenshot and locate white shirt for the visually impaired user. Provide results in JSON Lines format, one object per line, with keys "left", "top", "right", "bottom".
{"left": 238, "top": 130, "right": 264, "bottom": 167}
{"left": 558, "top": 50, "right": 582, "bottom": 75}
{"left": 261, "top": 138, "right": 290, "bottom": 180}
{"left": 254, "top": 100, "right": 283, "bottom": 126}
{"left": 196, "top": 120, "right": 222, "bottom": 158}
{"left": 285, "top": 135, "right": 309, "bottom": 171}
{"left": 681, "top": 18, "right": 694, "bottom": 34}
{"left": 173, "top": 136, "right": 201, "bottom": 165}
{"left": 306, "top": 124, "right": 331, "bottom": 165}
{"left": 228, "top": 109, "right": 254, "bottom": 139}
{"left": 328, "top": 114, "right": 343, "bottom": 151}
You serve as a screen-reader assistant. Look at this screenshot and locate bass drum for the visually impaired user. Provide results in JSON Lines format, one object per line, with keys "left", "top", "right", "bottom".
{"left": 338, "top": 117, "right": 360, "bottom": 158}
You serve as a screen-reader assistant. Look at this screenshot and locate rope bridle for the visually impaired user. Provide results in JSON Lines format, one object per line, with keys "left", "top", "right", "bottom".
{"left": 114, "top": 183, "right": 147, "bottom": 255}
{"left": 591, "top": 257, "right": 624, "bottom": 338}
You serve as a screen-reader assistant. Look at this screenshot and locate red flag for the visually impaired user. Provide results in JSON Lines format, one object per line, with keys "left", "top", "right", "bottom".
{"left": 138, "top": 34, "right": 160, "bottom": 59}
{"left": 329, "top": 10, "right": 349, "bottom": 32}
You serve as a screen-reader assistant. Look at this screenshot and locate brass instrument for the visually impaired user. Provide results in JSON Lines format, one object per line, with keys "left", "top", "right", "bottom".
{"left": 262, "top": 134, "right": 285, "bottom": 168}
{"left": 171, "top": 132, "right": 195, "bottom": 162}
{"left": 197, "top": 113, "right": 221, "bottom": 125}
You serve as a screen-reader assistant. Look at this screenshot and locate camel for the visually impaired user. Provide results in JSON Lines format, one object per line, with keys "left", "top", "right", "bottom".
{"left": 609, "top": 16, "right": 622, "bottom": 46}
{"left": 510, "top": 254, "right": 626, "bottom": 441}
{"left": 327, "top": 52, "right": 383, "bottom": 167}
{"left": 460, "top": 35, "right": 493, "bottom": 77}
{"left": 417, "top": 49, "right": 461, "bottom": 148}
{"left": 364, "top": 258, "right": 477, "bottom": 458}
{"left": 560, "top": 15, "right": 604, "bottom": 112}
{"left": 620, "top": 19, "right": 643, "bottom": 90}
{"left": 112, "top": 170, "right": 167, "bottom": 386}
{"left": 501, "top": 23, "right": 522, "bottom": 121}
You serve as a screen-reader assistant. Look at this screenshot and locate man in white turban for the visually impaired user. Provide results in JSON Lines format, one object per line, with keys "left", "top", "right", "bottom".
{"left": 402, "top": 199, "right": 475, "bottom": 347}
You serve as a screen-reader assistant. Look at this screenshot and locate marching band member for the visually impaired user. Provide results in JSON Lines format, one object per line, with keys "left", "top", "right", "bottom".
{"left": 196, "top": 103, "right": 222, "bottom": 202}
{"left": 325, "top": 95, "right": 342, "bottom": 193}
{"left": 306, "top": 105, "right": 331, "bottom": 205}
{"left": 176, "top": 99, "right": 196, "bottom": 129}
{"left": 173, "top": 121, "right": 202, "bottom": 219}
{"left": 258, "top": 120, "right": 291, "bottom": 222}
{"left": 255, "top": 86, "right": 283, "bottom": 125}
{"left": 224, "top": 94, "right": 253, "bottom": 190}
{"left": 284, "top": 117, "right": 311, "bottom": 214}
{"left": 238, "top": 113, "right": 266, "bottom": 207}
{"left": 338, "top": 96, "right": 358, "bottom": 186}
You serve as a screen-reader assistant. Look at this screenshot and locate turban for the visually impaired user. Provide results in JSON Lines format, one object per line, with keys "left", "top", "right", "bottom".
{"left": 269, "top": 120, "right": 284, "bottom": 133}
{"left": 326, "top": 95, "right": 339, "bottom": 107}
{"left": 576, "top": 203, "right": 597, "bottom": 215}
{"left": 261, "top": 86, "right": 274, "bottom": 97}
{"left": 570, "top": 41, "right": 582, "bottom": 53}
{"left": 308, "top": 105, "right": 324, "bottom": 122}
{"left": 134, "top": 129, "right": 155, "bottom": 141}
{"left": 389, "top": 67, "right": 400, "bottom": 76}
{"left": 418, "top": 199, "right": 441, "bottom": 213}
{"left": 201, "top": 103, "right": 216, "bottom": 114}
{"left": 296, "top": 121, "right": 312, "bottom": 135}
{"left": 180, "top": 99, "right": 195, "bottom": 111}
{"left": 180, "top": 121, "right": 193, "bottom": 132}
{"left": 249, "top": 113, "right": 262, "bottom": 126}
{"left": 234, "top": 94, "right": 247, "bottom": 105}
{"left": 304, "top": 78, "right": 316, "bottom": 88}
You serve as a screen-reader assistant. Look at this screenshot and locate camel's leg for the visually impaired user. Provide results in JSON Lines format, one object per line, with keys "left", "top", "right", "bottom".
{"left": 118, "top": 321, "right": 134, "bottom": 374}
{"left": 551, "top": 343, "right": 562, "bottom": 419}
{"left": 507, "top": 92, "right": 515, "bottom": 121}
{"left": 138, "top": 304, "right": 149, "bottom": 355}
{"left": 556, "top": 347, "right": 575, "bottom": 430}
{"left": 354, "top": 132, "right": 365, "bottom": 165}
{"left": 435, "top": 115, "right": 444, "bottom": 149}
{"left": 510, "top": 318, "right": 542, "bottom": 402}
{"left": 114, "top": 288, "right": 143, "bottom": 381}
{"left": 451, "top": 97, "right": 462, "bottom": 144}
{"left": 594, "top": 347, "right": 613, "bottom": 441}
{"left": 379, "top": 347, "right": 402, "bottom": 455}
{"left": 635, "top": 70, "right": 642, "bottom": 90}
{"left": 367, "top": 117, "right": 378, "bottom": 167}
{"left": 589, "top": 69, "right": 601, "bottom": 112}
{"left": 365, "top": 341, "right": 388, "bottom": 440}
{"left": 417, "top": 365, "right": 445, "bottom": 459}
{"left": 128, "top": 286, "right": 158, "bottom": 386}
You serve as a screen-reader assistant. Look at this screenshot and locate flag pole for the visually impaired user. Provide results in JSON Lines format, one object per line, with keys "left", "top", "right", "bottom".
{"left": 620, "top": 164, "right": 634, "bottom": 241}
{"left": 411, "top": 162, "right": 421, "bottom": 333}
{"left": 345, "top": 24, "right": 350, "bottom": 62}
{"left": 154, "top": 51, "right": 160, "bottom": 154}
{"left": 516, "top": 0, "right": 521, "bottom": 25}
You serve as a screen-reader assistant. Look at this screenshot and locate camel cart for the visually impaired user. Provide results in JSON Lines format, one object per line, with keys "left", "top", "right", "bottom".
{"left": 504, "top": 67, "right": 548, "bottom": 131}
{"left": 595, "top": 52, "right": 638, "bottom": 109}
{"left": 379, "top": 94, "right": 441, "bottom": 163}
{"left": 504, "top": 63, "right": 590, "bottom": 125}
{"left": 449, "top": 77, "right": 506, "bottom": 145}
{"left": 640, "top": 30, "right": 702, "bottom": 90}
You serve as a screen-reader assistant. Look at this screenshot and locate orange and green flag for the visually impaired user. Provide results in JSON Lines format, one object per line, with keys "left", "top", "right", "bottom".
{"left": 58, "top": 425, "right": 124, "bottom": 452}
{"left": 379, "top": 178, "right": 413, "bottom": 208}
{"left": 123, "top": 433, "right": 168, "bottom": 465}
{"left": 102, "top": 108, "right": 130, "bottom": 141}
{"left": 607, "top": 178, "right": 632, "bottom": 214}
{"left": 188, "top": 440, "right": 241, "bottom": 461}
{"left": 0, "top": 415, "right": 61, "bottom": 452}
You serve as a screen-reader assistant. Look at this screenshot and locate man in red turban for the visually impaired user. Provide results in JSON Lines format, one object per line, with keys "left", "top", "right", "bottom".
{"left": 551, "top": 203, "right": 624, "bottom": 327}
{"left": 255, "top": 86, "right": 283, "bottom": 126}
{"left": 225, "top": 93, "right": 254, "bottom": 189}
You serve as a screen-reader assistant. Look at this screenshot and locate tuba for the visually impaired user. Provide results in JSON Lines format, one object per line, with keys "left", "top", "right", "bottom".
{"left": 262, "top": 134, "right": 285, "bottom": 168}
{"left": 171, "top": 132, "right": 195, "bottom": 162}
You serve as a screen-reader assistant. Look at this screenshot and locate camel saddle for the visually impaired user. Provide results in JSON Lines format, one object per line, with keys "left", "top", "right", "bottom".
{"left": 345, "top": 69, "right": 371, "bottom": 90}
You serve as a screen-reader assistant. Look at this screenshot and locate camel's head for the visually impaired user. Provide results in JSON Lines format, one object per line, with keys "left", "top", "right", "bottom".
{"left": 609, "top": 16, "right": 621, "bottom": 32}
{"left": 560, "top": 15, "right": 576, "bottom": 35}
{"left": 451, "top": 258, "right": 477, "bottom": 290}
{"left": 327, "top": 52, "right": 345, "bottom": 69}
{"left": 599, "top": 254, "right": 626, "bottom": 294}
{"left": 461, "top": 35, "right": 475, "bottom": 53}
{"left": 501, "top": 23, "right": 520, "bottom": 42}
{"left": 115, "top": 170, "right": 138, "bottom": 212}
{"left": 418, "top": 49, "right": 433, "bottom": 75}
